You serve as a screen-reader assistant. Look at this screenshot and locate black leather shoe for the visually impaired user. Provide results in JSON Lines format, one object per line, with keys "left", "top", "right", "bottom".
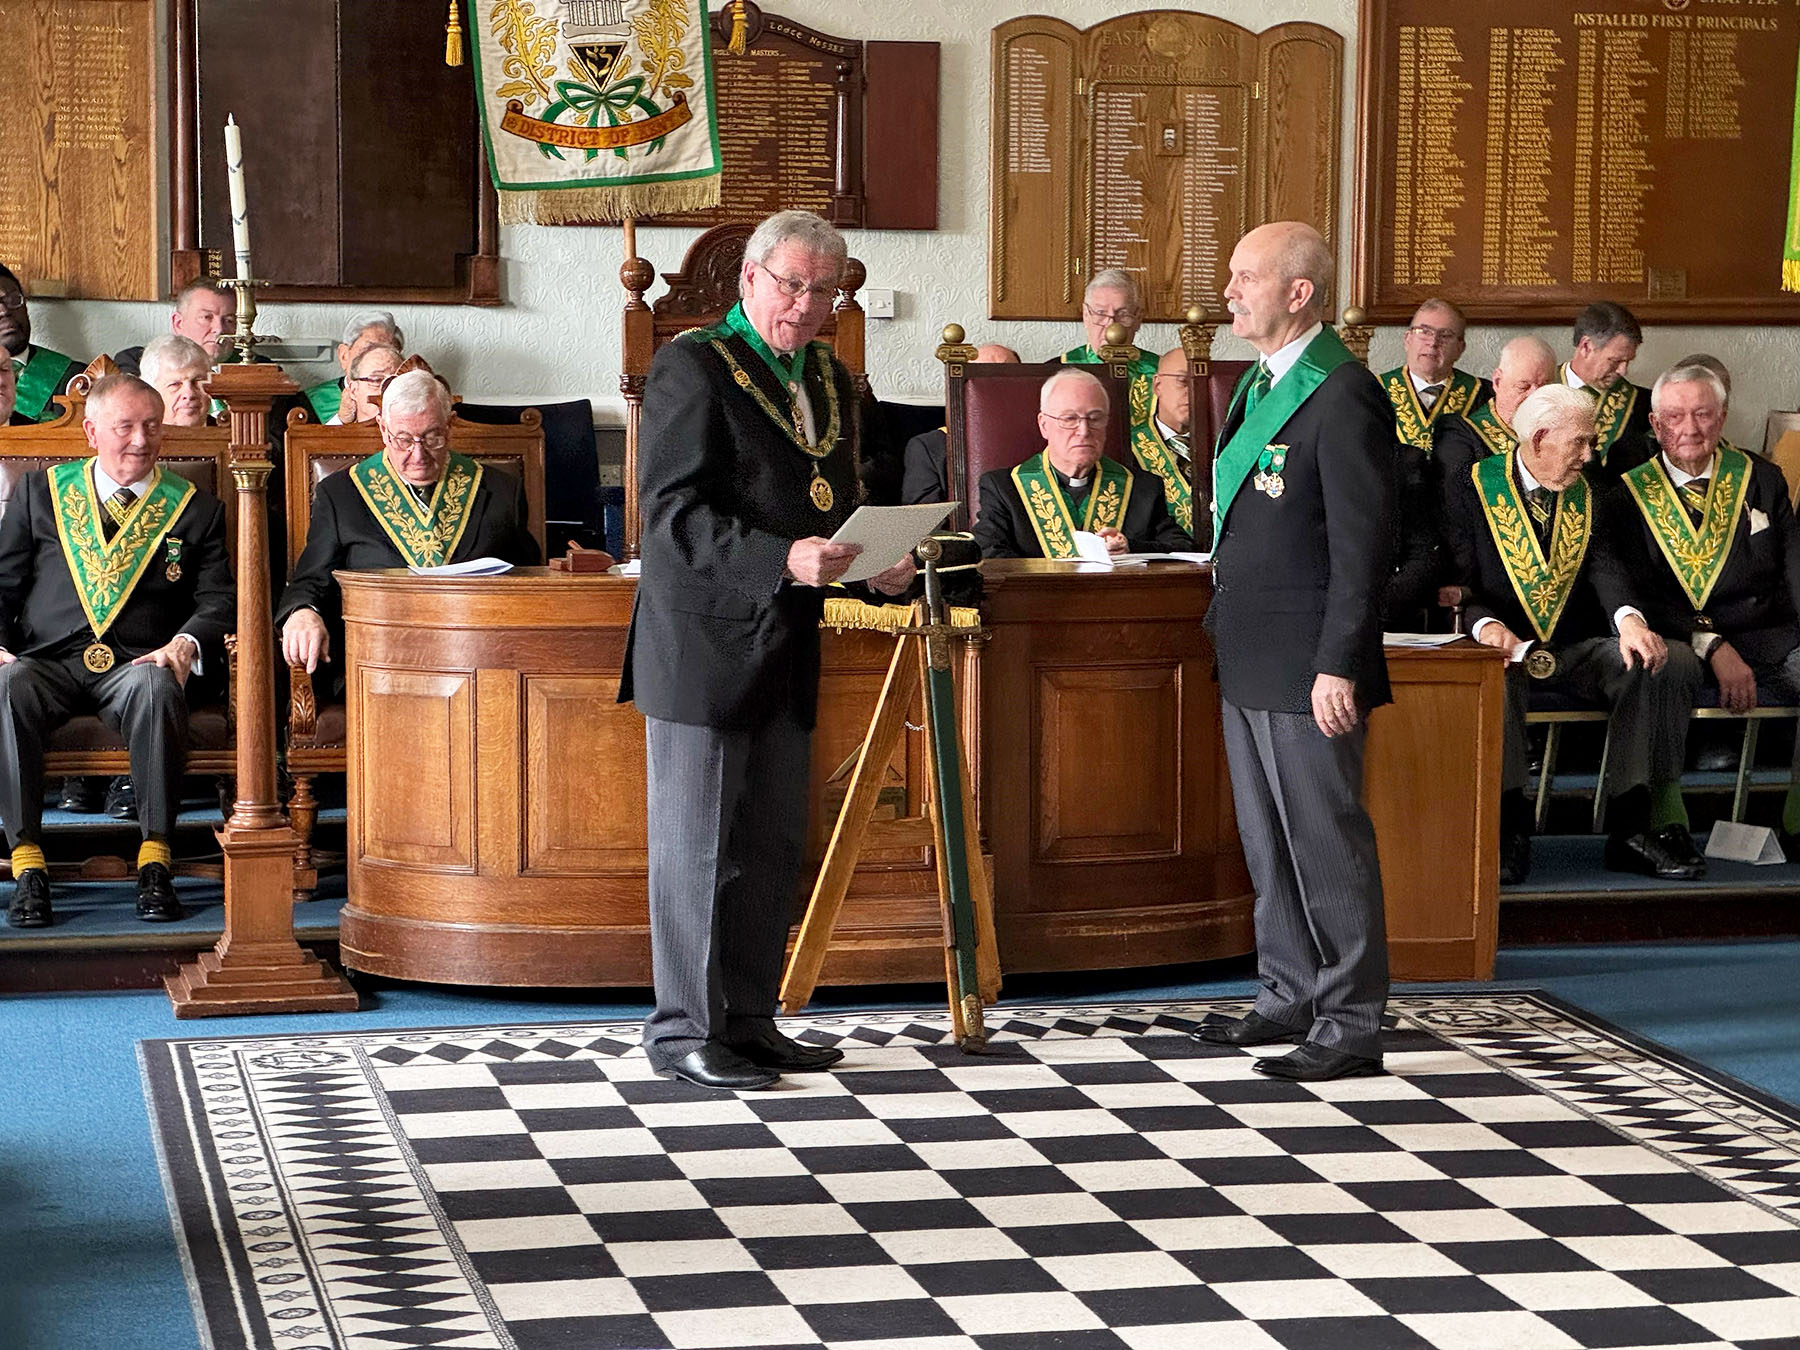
{"left": 7, "top": 869, "right": 51, "bottom": 928}
{"left": 1653, "top": 823, "right": 1706, "bottom": 873}
{"left": 135, "top": 862, "right": 184, "bottom": 922}
{"left": 105, "top": 776, "right": 137, "bottom": 821}
{"left": 1253, "top": 1042, "right": 1384, "bottom": 1081}
{"left": 1192, "top": 1011, "right": 1307, "bottom": 1047}
{"left": 1604, "top": 827, "right": 1705, "bottom": 880}
{"left": 726, "top": 1026, "right": 845, "bottom": 1072}
{"left": 57, "top": 777, "right": 104, "bottom": 813}
{"left": 656, "top": 1042, "right": 779, "bottom": 1091}
{"left": 1499, "top": 830, "right": 1532, "bottom": 885}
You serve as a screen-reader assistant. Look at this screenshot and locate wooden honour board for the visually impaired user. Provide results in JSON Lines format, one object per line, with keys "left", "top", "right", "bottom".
{"left": 1353, "top": 0, "right": 1800, "bottom": 323}
{"left": 0, "top": 0, "right": 157, "bottom": 300}
{"left": 990, "top": 12, "right": 1341, "bottom": 325}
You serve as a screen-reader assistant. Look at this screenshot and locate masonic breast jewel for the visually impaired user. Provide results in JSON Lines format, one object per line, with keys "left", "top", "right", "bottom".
{"left": 1255, "top": 444, "right": 1288, "bottom": 499}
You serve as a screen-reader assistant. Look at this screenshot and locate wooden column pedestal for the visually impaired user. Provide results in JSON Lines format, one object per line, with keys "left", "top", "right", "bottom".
{"left": 166, "top": 358, "right": 357, "bottom": 1017}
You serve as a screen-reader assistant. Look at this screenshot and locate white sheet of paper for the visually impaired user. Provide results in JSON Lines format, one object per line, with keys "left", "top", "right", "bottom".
{"left": 830, "top": 503, "right": 954, "bottom": 582}
{"left": 406, "top": 557, "right": 514, "bottom": 577}
{"left": 1071, "top": 530, "right": 1115, "bottom": 564}
{"left": 1382, "top": 632, "right": 1464, "bottom": 648}
{"left": 1704, "top": 821, "right": 1787, "bottom": 865}
{"left": 607, "top": 559, "right": 643, "bottom": 577}
{"left": 1112, "top": 552, "right": 1211, "bottom": 568}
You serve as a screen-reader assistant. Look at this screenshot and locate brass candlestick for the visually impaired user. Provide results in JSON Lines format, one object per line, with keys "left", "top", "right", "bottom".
{"left": 219, "top": 276, "right": 278, "bottom": 362}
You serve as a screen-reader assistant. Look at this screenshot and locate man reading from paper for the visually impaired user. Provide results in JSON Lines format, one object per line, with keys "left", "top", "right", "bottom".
{"left": 0, "top": 375, "right": 233, "bottom": 928}
{"left": 277, "top": 370, "right": 538, "bottom": 683}
{"left": 619, "top": 210, "right": 915, "bottom": 1093}
{"left": 972, "top": 368, "right": 1191, "bottom": 559}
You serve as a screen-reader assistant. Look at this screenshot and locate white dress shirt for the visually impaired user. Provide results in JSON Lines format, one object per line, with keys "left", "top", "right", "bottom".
{"left": 1263, "top": 322, "right": 1324, "bottom": 387}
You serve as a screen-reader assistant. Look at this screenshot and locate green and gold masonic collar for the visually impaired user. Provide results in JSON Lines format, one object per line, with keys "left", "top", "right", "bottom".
{"left": 1472, "top": 450, "right": 1592, "bottom": 642}
{"left": 1559, "top": 363, "right": 1639, "bottom": 460}
{"left": 724, "top": 301, "right": 805, "bottom": 387}
{"left": 349, "top": 449, "right": 483, "bottom": 568}
{"left": 1622, "top": 446, "right": 1753, "bottom": 611}
{"left": 1380, "top": 366, "right": 1481, "bottom": 452}
{"left": 1010, "top": 451, "right": 1133, "bottom": 559}
{"left": 1462, "top": 401, "right": 1518, "bottom": 458}
{"left": 1130, "top": 396, "right": 1193, "bottom": 535}
{"left": 49, "top": 461, "right": 194, "bottom": 639}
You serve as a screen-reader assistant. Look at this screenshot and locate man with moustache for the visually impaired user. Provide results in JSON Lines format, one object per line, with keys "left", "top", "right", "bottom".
{"left": 0, "top": 264, "right": 79, "bottom": 426}
{"left": 1192, "top": 221, "right": 1396, "bottom": 1081}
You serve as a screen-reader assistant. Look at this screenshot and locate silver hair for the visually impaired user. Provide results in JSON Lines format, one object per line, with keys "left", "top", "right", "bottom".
{"left": 341, "top": 310, "right": 404, "bottom": 350}
{"left": 1084, "top": 268, "right": 1141, "bottom": 310}
{"left": 1039, "top": 366, "right": 1109, "bottom": 414}
{"left": 350, "top": 343, "right": 404, "bottom": 379}
{"left": 1651, "top": 363, "right": 1729, "bottom": 415}
{"left": 86, "top": 373, "right": 162, "bottom": 419}
{"left": 379, "top": 369, "right": 452, "bottom": 424}
{"left": 139, "top": 334, "right": 210, "bottom": 388}
{"left": 1277, "top": 230, "right": 1334, "bottom": 315}
{"left": 1495, "top": 334, "right": 1557, "bottom": 380}
{"left": 740, "top": 211, "right": 847, "bottom": 295}
{"left": 1512, "top": 384, "right": 1594, "bottom": 447}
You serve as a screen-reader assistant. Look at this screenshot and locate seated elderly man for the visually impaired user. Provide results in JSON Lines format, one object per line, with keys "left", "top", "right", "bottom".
{"left": 1434, "top": 335, "right": 1559, "bottom": 496}
{"left": 972, "top": 367, "right": 1191, "bottom": 559}
{"left": 0, "top": 375, "right": 233, "bottom": 926}
{"left": 1616, "top": 363, "right": 1800, "bottom": 853}
{"left": 138, "top": 335, "right": 213, "bottom": 428}
{"left": 900, "top": 344, "right": 1019, "bottom": 506}
{"left": 327, "top": 344, "right": 403, "bottom": 425}
{"left": 303, "top": 311, "right": 405, "bottom": 424}
{"left": 1446, "top": 383, "right": 1702, "bottom": 884}
{"left": 114, "top": 277, "right": 236, "bottom": 376}
{"left": 2, "top": 264, "right": 80, "bottom": 425}
{"left": 277, "top": 370, "right": 540, "bottom": 680}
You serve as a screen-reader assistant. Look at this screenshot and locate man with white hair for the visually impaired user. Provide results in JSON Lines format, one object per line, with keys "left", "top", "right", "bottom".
{"left": 1447, "top": 383, "right": 1701, "bottom": 884}
{"left": 113, "top": 277, "right": 236, "bottom": 375}
{"left": 1061, "top": 270, "right": 1194, "bottom": 534}
{"left": 619, "top": 209, "right": 916, "bottom": 1093}
{"left": 970, "top": 367, "right": 1190, "bottom": 558}
{"left": 1193, "top": 221, "right": 1395, "bottom": 1081}
{"left": 301, "top": 311, "right": 406, "bottom": 424}
{"left": 138, "top": 335, "right": 213, "bottom": 428}
{"left": 1617, "top": 364, "right": 1800, "bottom": 852}
{"left": 328, "top": 343, "right": 403, "bottom": 426}
{"left": 900, "top": 343, "right": 1019, "bottom": 505}
{"left": 277, "top": 369, "right": 538, "bottom": 680}
{"left": 0, "top": 374, "right": 234, "bottom": 927}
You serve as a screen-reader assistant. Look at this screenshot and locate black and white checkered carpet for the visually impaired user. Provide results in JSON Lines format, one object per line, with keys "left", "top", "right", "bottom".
{"left": 141, "top": 994, "right": 1800, "bottom": 1349}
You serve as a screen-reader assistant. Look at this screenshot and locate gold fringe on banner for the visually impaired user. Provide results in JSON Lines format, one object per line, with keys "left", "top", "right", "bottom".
{"left": 1785, "top": 258, "right": 1800, "bottom": 296}
{"left": 497, "top": 177, "right": 722, "bottom": 225}
{"left": 820, "top": 598, "right": 982, "bottom": 634}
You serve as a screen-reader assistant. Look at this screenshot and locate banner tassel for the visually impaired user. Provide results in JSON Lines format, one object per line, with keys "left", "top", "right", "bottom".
{"left": 445, "top": 0, "right": 464, "bottom": 67}
{"left": 727, "top": 0, "right": 748, "bottom": 55}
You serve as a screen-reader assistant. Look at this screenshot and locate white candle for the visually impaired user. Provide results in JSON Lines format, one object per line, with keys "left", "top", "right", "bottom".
{"left": 224, "top": 115, "right": 251, "bottom": 280}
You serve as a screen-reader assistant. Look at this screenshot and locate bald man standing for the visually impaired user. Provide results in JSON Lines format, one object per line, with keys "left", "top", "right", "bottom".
{"left": 1196, "top": 222, "right": 1397, "bottom": 1081}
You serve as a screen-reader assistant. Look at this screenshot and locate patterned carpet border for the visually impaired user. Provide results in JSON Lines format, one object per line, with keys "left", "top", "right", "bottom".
{"left": 140, "top": 992, "right": 1800, "bottom": 1350}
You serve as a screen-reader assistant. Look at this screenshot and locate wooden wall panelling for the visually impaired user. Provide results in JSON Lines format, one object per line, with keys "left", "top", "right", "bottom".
{"left": 0, "top": 0, "right": 158, "bottom": 299}
{"left": 354, "top": 667, "right": 474, "bottom": 871}
{"left": 1258, "top": 24, "right": 1341, "bottom": 261}
{"left": 989, "top": 20, "right": 1080, "bottom": 319}
{"left": 523, "top": 674, "right": 648, "bottom": 875}
{"left": 863, "top": 41, "right": 941, "bottom": 231}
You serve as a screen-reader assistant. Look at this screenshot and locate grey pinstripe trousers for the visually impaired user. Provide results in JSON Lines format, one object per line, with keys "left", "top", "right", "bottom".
{"left": 641, "top": 711, "right": 813, "bottom": 1068}
{"left": 1221, "top": 700, "right": 1389, "bottom": 1059}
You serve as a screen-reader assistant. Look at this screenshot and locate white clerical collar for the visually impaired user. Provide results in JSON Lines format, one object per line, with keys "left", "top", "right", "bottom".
{"left": 1264, "top": 322, "right": 1323, "bottom": 386}
{"left": 1661, "top": 449, "right": 1717, "bottom": 487}
{"left": 92, "top": 462, "right": 155, "bottom": 499}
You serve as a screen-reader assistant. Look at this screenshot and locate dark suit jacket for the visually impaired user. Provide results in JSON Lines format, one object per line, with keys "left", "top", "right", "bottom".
{"left": 0, "top": 468, "right": 233, "bottom": 664}
{"left": 275, "top": 466, "right": 539, "bottom": 634}
{"left": 1432, "top": 412, "right": 1507, "bottom": 514}
{"left": 112, "top": 344, "right": 144, "bottom": 377}
{"left": 1584, "top": 378, "right": 1654, "bottom": 479}
{"left": 1206, "top": 360, "right": 1396, "bottom": 713}
{"left": 1383, "top": 440, "right": 1445, "bottom": 630}
{"left": 971, "top": 457, "right": 1192, "bottom": 558}
{"left": 1446, "top": 461, "right": 1633, "bottom": 649}
{"left": 619, "top": 330, "right": 864, "bottom": 731}
{"left": 901, "top": 427, "right": 948, "bottom": 505}
{"left": 1612, "top": 454, "right": 1800, "bottom": 670}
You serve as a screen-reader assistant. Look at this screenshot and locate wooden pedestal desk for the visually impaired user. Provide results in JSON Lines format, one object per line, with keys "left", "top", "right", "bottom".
{"left": 336, "top": 564, "right": 1501, "bottom": 989}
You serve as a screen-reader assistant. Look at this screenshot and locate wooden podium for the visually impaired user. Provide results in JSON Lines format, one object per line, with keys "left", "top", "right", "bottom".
{"left": 165, "top": 361, "right": 357, "bottom": 1016}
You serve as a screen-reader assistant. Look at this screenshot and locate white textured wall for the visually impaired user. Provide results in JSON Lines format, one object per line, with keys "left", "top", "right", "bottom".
{"left": 26, "top": 0, "right": 1795, "bottom": 445}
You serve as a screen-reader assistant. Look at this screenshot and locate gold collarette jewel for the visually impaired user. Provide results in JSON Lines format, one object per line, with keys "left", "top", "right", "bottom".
{"left": 733, "top": 369, "right": 753, "bottom": 389}
{"left": 1525, "top": 646, "right": 1558, "bottom": 680}
{"left": 1264, "top": 475, "right": 1285, "bottom": 499}
{"left": 810, "top": 474, "right": 835, "bottom": 512}
{"left": 83, "top": 642, "right": 115, "bottom": 674}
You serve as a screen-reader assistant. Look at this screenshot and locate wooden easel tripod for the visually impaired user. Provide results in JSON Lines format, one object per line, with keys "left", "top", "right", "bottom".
{"left": 779, "top": 539, "right": 1001, "bottom": 1049}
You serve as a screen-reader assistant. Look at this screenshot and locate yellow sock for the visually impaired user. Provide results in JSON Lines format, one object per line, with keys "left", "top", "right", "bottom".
{"left": 138, "top": 837, "right": 173, "bottom": 868}
{"left": 11, "top": 842, "right": 45, "bottom": 874}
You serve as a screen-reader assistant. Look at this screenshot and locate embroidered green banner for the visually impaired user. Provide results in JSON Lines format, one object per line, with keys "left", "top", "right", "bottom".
{"left": 49, "top": 462, "right": 194, "bottom": 638}
{"left": 349, "top": 450, "right": 484, "bottom": 568}
{"left": 1787, "top": 43, "right": 1800, "bottom": 293}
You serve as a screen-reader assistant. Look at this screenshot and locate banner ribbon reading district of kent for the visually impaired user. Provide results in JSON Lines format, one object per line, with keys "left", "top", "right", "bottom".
{"left": 470, "top": 0, "right": 721, "bottom": 223}
{"left": 1787, "top": 42, "right": 1800, "bottom": 293}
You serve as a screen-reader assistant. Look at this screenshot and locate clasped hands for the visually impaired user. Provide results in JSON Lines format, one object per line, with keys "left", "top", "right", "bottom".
{"left": 786, "top": 537, "right": 916, "bottom": 595}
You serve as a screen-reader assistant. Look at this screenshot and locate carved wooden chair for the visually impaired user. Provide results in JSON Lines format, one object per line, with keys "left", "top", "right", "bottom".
{"left": 0, "top": 359, "right": 238, "bottom": 880}
{"left": 619, "top": 222, "right": 868, "bottom": 556}
{"left": 280, "top": 367, "right": 548, "bottom": 895}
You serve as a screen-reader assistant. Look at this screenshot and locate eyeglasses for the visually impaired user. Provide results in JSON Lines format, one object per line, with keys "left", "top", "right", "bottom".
{"left": 387, "top": 431, "right": 448, "bottom": 452}
{"left": 0, "top": 292, "right": 23, "bottom": 312}
{"left": 1083, "top": 303, "right": 1141, "bottom": 324}
{"left": 757, "top": 263, "right": 837, "bottom": 302}
{"left": 1405, "top": 324, "right": 1462, "bottom": 343}
{"left": 351, "top": 373, "right": 394, "bottom": 386}
{"left": 1043, "top": 412, "right": 1107, "bottom": 430}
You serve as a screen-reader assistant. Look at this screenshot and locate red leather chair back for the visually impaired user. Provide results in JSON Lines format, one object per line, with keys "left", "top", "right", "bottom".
{"left": 945, "top": 362, "right": 1130, "bottom": 529}
{"left": 1195, "top": 359, "right": 1253, "bottom": 453}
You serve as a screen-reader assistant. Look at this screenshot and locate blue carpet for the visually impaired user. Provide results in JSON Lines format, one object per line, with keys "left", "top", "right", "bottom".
{"left": 1506, "top": 827, "right": 1800, "bottom": 896}
{"left": 2, "top": 941, "right": 1798, "bottom": 1349}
